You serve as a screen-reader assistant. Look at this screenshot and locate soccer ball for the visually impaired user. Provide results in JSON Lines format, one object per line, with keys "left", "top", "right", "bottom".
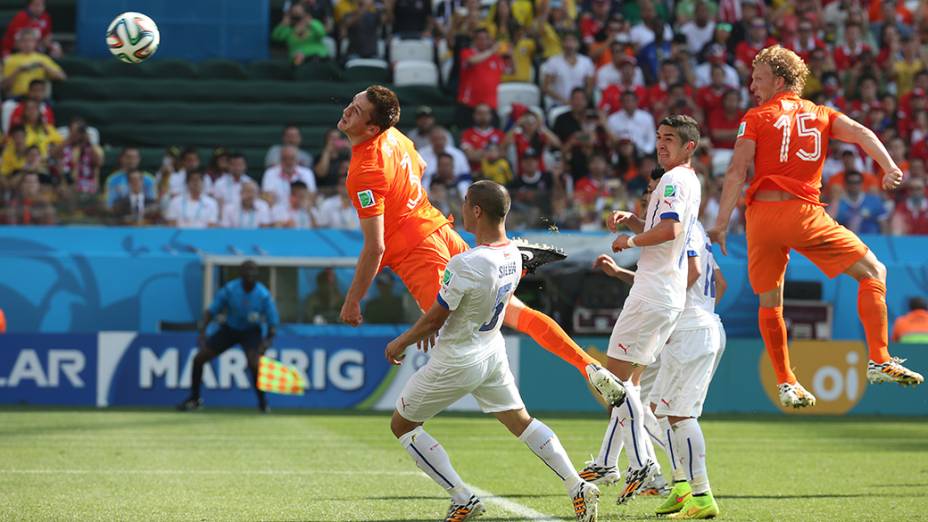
{"left": 106, "top": 12, "right": 160, "bottom": 64}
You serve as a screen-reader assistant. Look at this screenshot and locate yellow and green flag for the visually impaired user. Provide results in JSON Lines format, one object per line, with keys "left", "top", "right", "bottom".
{"left": 257, "top": 356, "right": 307, "bottom": 395}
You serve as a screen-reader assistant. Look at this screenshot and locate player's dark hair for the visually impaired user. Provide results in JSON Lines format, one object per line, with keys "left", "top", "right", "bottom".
{"left": 467, "top": 180, "right": 510, "bottom": 223}
{"left": 650, "top": 167, "right": 665, "bottom": 181}
{"left": 291, "top": 180, "right": 308, "bottom": 191}
{"left": 365, "top": 85, "right": 401, "bottom": 134}
{"left": 659, "top": 115, "right": 700, "bottom": 147}
{"left": 570, "top": 87, "right": 587, "bottom": 99}
{"left": 185, "top": 169, "right": 203, "bottom": 183}
{"left": 911, "top": 297, "right": 928, "bottom": 311}
{"left": 437, "top": 152, "right": 454, "bottom": 163}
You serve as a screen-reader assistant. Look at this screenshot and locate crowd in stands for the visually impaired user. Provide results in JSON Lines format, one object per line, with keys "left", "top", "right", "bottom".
{"left": 1, "top": 0, "right": 928, "bottom": 236}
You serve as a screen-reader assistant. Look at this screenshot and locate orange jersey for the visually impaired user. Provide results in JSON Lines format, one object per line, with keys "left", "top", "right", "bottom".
{"left": 738, "top": 92, "right": 840, "bottom": 206}
{"left": 346, "top": 127, "right": 450, "bottom": 268}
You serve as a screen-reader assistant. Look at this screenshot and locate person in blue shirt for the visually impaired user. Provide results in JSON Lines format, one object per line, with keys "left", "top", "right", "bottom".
{"left": 104, "top": 147, "right": 157, "bottom": 209}
{"left": 177, "top": 260, "right": 280, "bottom": 413}
{"left": 833, "top": 170, "right": 890, "bottom": 235}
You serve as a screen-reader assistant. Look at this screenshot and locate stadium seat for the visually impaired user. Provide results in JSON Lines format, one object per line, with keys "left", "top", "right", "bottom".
{"left": 148, "top": 59, "right": 199, "bottom": 79}
{"left": 323, "top": 36, "right": 337, "bottom": 60}
{"left": 390, "top": 38, "right": 433, "bottom": 63}
{"left": 293, "top": 60, "right": 343, "bottom": 82}
{"left": 497, "top": 83, "right": 541, "bottom": 117}
{"left": 393, "top": 60, "right": 439, "bottom": 87}
{"left": 100, "top": 59, "right": 152, "bottom": 78}
{"left": 198, "top": 59, "right": 248, "bottom": 80}
{"left": 344, "top": 59, "right": 391, "bottom": 83}
{"left": 246, "top": 59, "right": 293, "bottom": 81}
{"left": 56, "top": 56, "right": 103, "bottom": 77}
{"left": 1, "top": 99, "right": 17, "bottom": 134}
{"left": 547, "top": 105, "right": 570, "bottom": 127}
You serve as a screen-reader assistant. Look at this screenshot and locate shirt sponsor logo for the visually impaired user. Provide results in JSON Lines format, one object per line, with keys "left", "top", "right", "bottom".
{"left": 736, "top": 121, "right": 746, "bottom": 138}
{"left": 357, "top": 190, "right": 375, "bottom": 208}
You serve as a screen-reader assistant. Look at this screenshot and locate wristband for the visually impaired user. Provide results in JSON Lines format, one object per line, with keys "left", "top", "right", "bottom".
{"left": 627, "top": 236, "right": 637, "bottom": 248}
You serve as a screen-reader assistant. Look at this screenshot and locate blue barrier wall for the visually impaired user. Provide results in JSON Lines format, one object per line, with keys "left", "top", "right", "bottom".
{"left": 1, "top": 227, "right": 925, "bottom": 339}
{"left": 77, "top": 1, "right": 269, "bottom": 61}
{"left": 1, "top": 331, "right": 925, "bottom": 415}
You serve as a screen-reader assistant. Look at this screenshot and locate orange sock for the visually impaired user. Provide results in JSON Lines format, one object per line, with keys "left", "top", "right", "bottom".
{"left": 515, "top": 307, "right": 598, "bottom": 376}
{"left": 758, "top": 306, "right": 796, "bottom": 384}
{"left": 858, "top": 278, "right": 890, "bottom": 363}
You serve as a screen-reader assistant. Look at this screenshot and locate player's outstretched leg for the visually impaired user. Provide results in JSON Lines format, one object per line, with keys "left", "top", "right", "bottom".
{"left": 655, "top": 416, "right": 691, "bottom": 515}
{"left": 758, "top": 304, "right": 817, "bottom": 408}
{"left": 506, "top": 300, "right": 627, "bottom": 406}
{"left": 847, "top": 256, "right": 925, "bottom": 386}
{"left": 499, "top": 410, "right": 600, "bottom": 522}
{"left": 613, "top": 381, "right": 656, "bottom": 505}
{"left": 638, "top": 403, "right": 668, "bottom": 496}
{"left": 667, "top": 418, "right": 719, "bottom": 520}
{"left": 580, "top": 406, "right": 624, "bottom": 486}
{"left": 393, "top": 415, "right": 484, "bottom": 522}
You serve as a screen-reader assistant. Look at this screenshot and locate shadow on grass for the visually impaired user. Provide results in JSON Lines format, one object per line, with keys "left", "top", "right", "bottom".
{"left": 718, "top": 493, "right": 921, "bottom": 500}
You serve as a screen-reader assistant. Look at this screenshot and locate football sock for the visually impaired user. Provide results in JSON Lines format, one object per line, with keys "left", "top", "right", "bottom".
{"left": 399, "top": 427, "right": 471, "bottom": 504}
{"left": 858, "top": 278, "right": 890, "bottom": 364}
{"left": 640, "top": 396, "right": 662, "bottom": 476}
{"left": 190, "top": 355, "right": 205, "bottom": 399}
{"left": 659, "top": 417, "right": 686, "bottom": 482}
{"left": 672, "top": 418, "right": 710, "bottom": 495}
{"left": 515, "top": 307, "right": 599, "bottom": 376}
{"left": 595, "top": 406, "right": 625, "bottom": 468}
{"left": 758, "top": 306, "right": 796, "bottom": 384}
{"left": 519, "top": 418, "right": 582, "bottom": 491}
{"left": 618, "top": 381, "right": 650, "bottom": 471}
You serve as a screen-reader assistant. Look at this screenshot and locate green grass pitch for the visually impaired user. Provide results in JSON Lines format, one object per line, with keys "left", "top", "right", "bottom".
{"left": 2, "top": 409, "right": 926, "bottom": 521}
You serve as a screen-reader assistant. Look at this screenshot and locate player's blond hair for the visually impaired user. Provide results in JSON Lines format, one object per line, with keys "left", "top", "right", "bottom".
{"left": 753, "top": 45, "right": 810, "bottom": 95}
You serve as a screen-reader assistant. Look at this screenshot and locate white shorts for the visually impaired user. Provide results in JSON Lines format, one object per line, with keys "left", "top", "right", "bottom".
{"left": 396, "top": 349, "right": 524, "bottom": 423}
{"left": 648, "top": 323, "right": 722, "bottom": 418}
{"left": 607, "top": 296, "right": 682, "bottom": 366}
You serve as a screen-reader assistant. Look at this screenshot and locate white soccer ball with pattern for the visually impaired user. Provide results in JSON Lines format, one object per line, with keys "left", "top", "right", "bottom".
{"left": 106, "top": 12, "right": 160, "bottom": 64}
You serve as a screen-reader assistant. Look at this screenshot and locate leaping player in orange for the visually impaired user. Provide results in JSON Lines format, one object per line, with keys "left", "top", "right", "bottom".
{"left": 336, "top": 85, "right": 626, "bottom": 407}
{"left": 710, "top": 46, "right": 923, "bottom": 408}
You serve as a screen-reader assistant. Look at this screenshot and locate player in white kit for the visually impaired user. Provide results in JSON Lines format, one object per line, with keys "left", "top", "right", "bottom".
{"left": 583, "top": 116, "right": 703, "bottom": 505}
{"left": 385, "top": 181, "right": 601, "bottom": 522}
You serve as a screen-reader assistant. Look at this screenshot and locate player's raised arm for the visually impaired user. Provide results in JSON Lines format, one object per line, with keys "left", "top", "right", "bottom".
{"left": 710, "top": 137, "right": 755, "bottom": 255}
{"left": 340, "top": 214, "right": 386, "bottom": 326}
{"left": 831, "top": 114, "right": 904, "bottom": 191}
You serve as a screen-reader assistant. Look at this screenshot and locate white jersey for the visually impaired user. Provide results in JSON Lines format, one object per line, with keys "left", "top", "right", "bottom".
{"left": 433, "top": 242, "right": 522, "bottom": 367}
{"left": 677, "top": 221, "right": 720, "bottom": 330}
{"left": 628, "top": 165, "right": 702, "bottom": 311}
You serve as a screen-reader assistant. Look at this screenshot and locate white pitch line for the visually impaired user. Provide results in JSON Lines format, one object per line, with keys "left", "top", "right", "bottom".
{"left": 0, "top": 469, "right": 422, "bottom": 477}
{"left": 468, "top": 484, "right": 561, "bottom": 522}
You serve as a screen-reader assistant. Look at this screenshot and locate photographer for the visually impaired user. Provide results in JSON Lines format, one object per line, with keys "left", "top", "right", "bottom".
{"left": 272, "top": 2, "right": 329, "bottom": 65}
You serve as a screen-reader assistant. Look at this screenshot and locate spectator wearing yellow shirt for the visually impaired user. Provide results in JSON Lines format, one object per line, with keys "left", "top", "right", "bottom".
{"left": 1, "top": 126, "right": 28, "bottom": 181}
{"left": 893, "top": 36, "right": 924, "bottom": 97}
{"left": 500, "top": 25, "right": 538, "bottom": 83}
{"left": 484, "top": 0, "right": 519, "bottom": 43}
{"left": 1, "top": 28, "right": 65, "bottom": 98}
{"left": 21, "top": 99, "right": 61, "bottom": 157}
{"left": 478, "top": 143, "right": 513, "bottom": 185}
{"left": 535, "top": 0, "right": 573, "bottom": 59}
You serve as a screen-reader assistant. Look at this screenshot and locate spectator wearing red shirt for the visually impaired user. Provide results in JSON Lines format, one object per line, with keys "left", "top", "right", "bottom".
{"left": 7, "top": 79, "right": 54, "bottom": 132}
{"left": 891, "top": 177, "right": 928, "bottom": 235}
{"left": 645, "top": 60, "right": 691, "bottom": 119}
{"left": 708, "top": 90, "right": 742, "bottom": 150}
{"left": 457, "top": 28, "right": 504, "bottom": 118}
{"left": 833, "top": 21, "right": 872, "bottom": 71}
{"left": 597, "top": 54, "right": 647, "bottom": 115}
{"left": 579, "top": 0, "right": 614, "bottom": 46}
{"left": 696, "top": 64, "right": 731, "bottom": 116}
{"left": 460, "top": 103, "right": 505, "bottom": 171}
{"left": 505, "top": 110, "right": 560, "bottom": 175}
{"left": 734, "top": 18, "right": 775, "bottom": 77}
{"left": 574, "top": 153, "right": 611, "bottom": 205}
{"left": 848, "top": 76, "right": 882, "bottom": 122}
{"left": 785, "top": 19, "right": 826, "bottom": 63}
{"left": 1, "top": 0, "right": 59, "bottom": 58}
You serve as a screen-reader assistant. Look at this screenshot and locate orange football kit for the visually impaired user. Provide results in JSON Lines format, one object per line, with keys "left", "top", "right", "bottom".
{"left": 739, "top": 92, "right": 890, "bottom": 384}
{"left": 346, "top": 128, "right": 597, "bottom": 374}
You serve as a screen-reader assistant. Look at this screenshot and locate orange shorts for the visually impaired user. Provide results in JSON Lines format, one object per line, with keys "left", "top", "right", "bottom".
{"left": 391, "top": 224, "right": 469, "bottom": 311}
{"left": 746, "top": 200, "right": 868, "bottom": 294}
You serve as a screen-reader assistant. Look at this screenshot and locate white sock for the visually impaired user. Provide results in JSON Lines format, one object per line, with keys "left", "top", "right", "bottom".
{"left": 519, "top": 418, "right": 582, "bottom": 492}
{"left": 659, "top": 417, "right": 686, "bottom": 482}
{"left": 618, "top": 380, "right": 651, "bottom": 471}
{"left": 640, "top": 402, "right": 662, "bottom": 476}
{"left": 672, "top": 418, "right": 710, "bottom": 494}
{"left": 595, "top": 406, "right": 625, "bottom": 468}
{"left": 399, "top": 426, "right": 472, "bottom": 503}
